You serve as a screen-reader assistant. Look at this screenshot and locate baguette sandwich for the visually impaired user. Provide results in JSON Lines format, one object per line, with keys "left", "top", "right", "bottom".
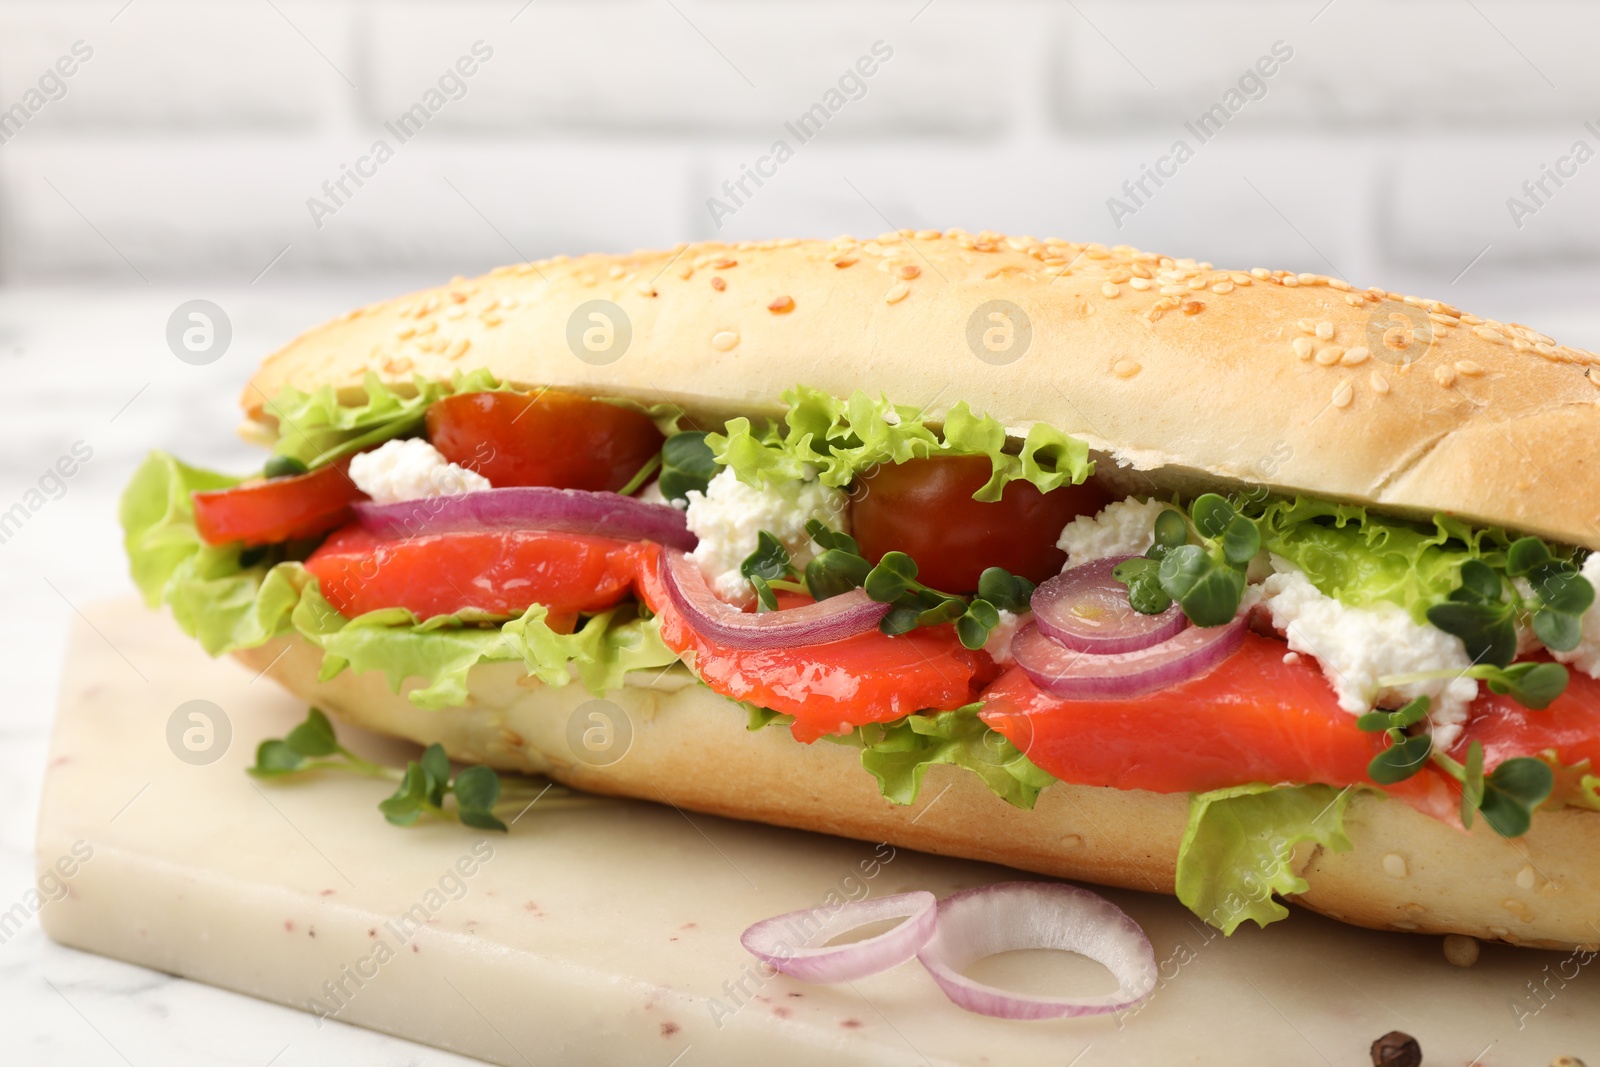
{"left": 122, "top": 232, "right": 1600, "bottom": 950}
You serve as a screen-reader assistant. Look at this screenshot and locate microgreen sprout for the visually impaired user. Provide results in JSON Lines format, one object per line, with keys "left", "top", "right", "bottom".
{"left": 1114, "top": 495, "right": 1258, "bottom": 627}
{"left": 1425, "top": 540, "right": 1593, "bottom": 668}
{"left": 250, "top": 708, "right": 561, "bottom": 831}
{"left": 1353, "top": 697, "right": 1553, "bottom": 837}
{"left": 737, "top": 520, "right": 1035, "bottom": 650}
{"left": 657, "top": 431, "right": 718, "bottom": 503}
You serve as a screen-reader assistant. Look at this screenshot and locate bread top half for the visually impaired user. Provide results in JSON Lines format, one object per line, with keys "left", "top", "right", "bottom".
{"left": 243, "top": 231, "right": 1600, "bottom": 551}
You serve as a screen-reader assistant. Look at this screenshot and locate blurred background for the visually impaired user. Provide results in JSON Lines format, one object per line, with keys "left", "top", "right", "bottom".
{"left": 3, "top": 0, "right": 1598, "bottom": 1062}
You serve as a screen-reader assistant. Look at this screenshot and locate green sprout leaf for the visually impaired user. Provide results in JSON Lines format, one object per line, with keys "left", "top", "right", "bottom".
{"left": 1355, "top": 696, "right": 1431, "bottom": 733}
{"left": 262, "top": 454, "right": 309, "bottom": 480}
{"left": 253, "top": 708, "right": 516, "bottom": 832}
{"left": 1367, "top": 730, "right": 1433, "bottom": 784}
{"left": 658, "top": 431, "right": 718, "bottom": 503}
{"left": 740, "top": 531, "right": 793, "bottom": 583}
{"left": 1452, "top": 559, "right": 1504, "bottom": 604}
{"left": 1220, "top": 515, "right": 1262, "bottom": 567}
{"left": 249, "top": 739, "right": 306, "bottom": 777}
{"left": 804, "top": 549, "right": 871, "bottom": 601}
{"left": 1479, "top": 758, "right": 1554, "bottom": 838}
{"left": 1505, "top": 537, "right": 1552, "bottom": 578}
{"left": 864, "top": 552, "right": 919, "bottom": 603}
{"left": 285, "top": 708, "right": 339, "bottom": 758}
{"left": 1425, "top": 601, "right": 1518, "bottom": 668}
{"left": 1482, "top": 661, "right": 1570, "bottom": 710}
{"left": 1532, "top": 609, "right": 1582, "bottom": 652}
{"left": 976, "top": 567, "right": 1035, "bottom": 613}
{"left": 1530, "top": 565, "right": 1595, "bottom": 616}
{"left": 1158, "top": 545, "right": 1247, "bottom": 628}
{"left": 1190, "top": 494, "right": 1235, "bottom": 540}
{"left": 1151, "top": 509, "right": 1187, "bottom": 554}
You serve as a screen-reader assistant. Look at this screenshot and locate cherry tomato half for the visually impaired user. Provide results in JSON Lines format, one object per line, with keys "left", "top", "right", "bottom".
{"left": 426, "top": 389, "right": 665, "bottom": 493}
{"left": 850, "top": 455, "right": 1112, "bottom": 592}
{"left": 192, "top": 460, "right": 367, "bottom": 547}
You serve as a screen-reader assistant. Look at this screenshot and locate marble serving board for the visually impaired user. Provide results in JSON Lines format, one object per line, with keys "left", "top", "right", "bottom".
{"left": 33, "top": 600, "right": 1600, "bottom": 1066}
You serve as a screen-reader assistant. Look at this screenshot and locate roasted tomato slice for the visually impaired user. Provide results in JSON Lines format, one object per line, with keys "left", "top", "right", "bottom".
{"left": 192, "top": 460, "right": 366, "bottom": 547}
{"left": 305, "top": 524, "right": 642, "bottom": 621}
{"left": 633, "top": 543, "right": 996, "bottom": 742}
{"left": 979, "top": 633, "right": 1448, "bottom": 807}
{"left": 850, "top": 456, "right": 1112, "bottom": 592}
{"left": 427, "top": 389, "right": 665, "bottom": 493}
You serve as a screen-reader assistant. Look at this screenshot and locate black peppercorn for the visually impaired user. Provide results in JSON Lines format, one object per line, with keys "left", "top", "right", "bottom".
{"left": 1370, "top": 1030, "right": 1422, "bottom": 1067}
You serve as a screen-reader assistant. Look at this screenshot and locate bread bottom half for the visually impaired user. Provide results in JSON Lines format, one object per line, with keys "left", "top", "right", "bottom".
{"left": 234, "top": 637, "right": 1600, "bottom": 951}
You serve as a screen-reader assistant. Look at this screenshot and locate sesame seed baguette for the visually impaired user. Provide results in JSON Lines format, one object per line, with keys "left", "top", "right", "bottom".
{"left": 233, "top": 634, "right": 1600, "bottom": 951}
{"left": 245, "top": 233, "right": 1600, "bottom": 550}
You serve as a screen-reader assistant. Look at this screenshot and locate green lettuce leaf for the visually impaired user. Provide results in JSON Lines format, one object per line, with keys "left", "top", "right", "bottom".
{"left": 263, "top": 368, "right": 508, "bottom": 468}
{"left": 120, "top": 450, "right": 680, "bottom": 710}
{"left": 1175, "top": 783, "right": 1353, "bottom": 934}
{"left": 707, "top": 385, "right": 1092, "bottom": 502}
{"left": 780, "top": 704, "right": 1055, "bottom": 809}
{"left": 1256, "top": 497, "right": 1519, "bottom": 624}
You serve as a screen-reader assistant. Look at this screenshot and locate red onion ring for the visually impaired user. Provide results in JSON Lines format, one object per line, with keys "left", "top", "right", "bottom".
{"left": 659, "top": 548, "right": 890, "bottom": 650}
{"left": 1032, "top": 555, "right": 1187, "bottom": 654}
{"left": 740, "top": 891, "right": 937, "bottom": 984}
{"left": 1012, "top": 613, "right": 1246, "bottom": 700}
{"left": 354, "top": 486, "right": 696, "bottom": 551}
{"left": 916, "top": 882, "right": 1157, "bottom": 1019}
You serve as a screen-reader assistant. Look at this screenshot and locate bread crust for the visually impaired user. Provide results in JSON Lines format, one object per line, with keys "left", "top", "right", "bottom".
{"left": 234, "top": 636, "right": 1600, "bottom": 951}
{"left": 244, "top": 234, "right": 1600, "bottom": 550}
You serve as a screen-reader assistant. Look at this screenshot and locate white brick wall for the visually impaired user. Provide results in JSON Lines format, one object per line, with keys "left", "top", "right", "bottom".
{"left": 2, "top": 0, "right": 1599, "bottom": 313}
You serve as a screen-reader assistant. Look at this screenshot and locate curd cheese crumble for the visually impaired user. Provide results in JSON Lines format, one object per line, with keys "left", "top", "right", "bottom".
{"left": 348, "top": 438, "right": 490, "bottom": 505}
{"left": 1055, "top": 497, "right": 1170, "bottom": 567}
{"left": 685, "top": 467, "right": 849, "bottom": 602}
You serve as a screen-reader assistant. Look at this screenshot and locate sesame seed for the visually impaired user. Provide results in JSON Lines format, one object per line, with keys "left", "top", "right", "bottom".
{"left": 1085, "top": 246, "right": 1110, "bottom": 259}
{"left": 1129, "top": 277, "right": 1151, "bottom": 291}
{"left": 1108, "top": 268, "right": 1131, "bottom": 284}
{"left": 635, "top": 281, "right": 657, "bottom": 297}
{"left": 832, "top": 256, "right": 858, "bottom": 269}
{"left": 1328, "top": 278, "right": 1352, "bottom": 291}
{"left": 1435, "top": 364, "right": 1458, "bottom": 388}
{"left": 713, "top": 258, "right": 738, "bottom": 269}
{"left": 711, "top": 276, "right": 726, "bottom": 291}
{"left": 1298, "top": 273, "right": 1317, "bottom": 284}
{"left": 1101, "top": 283, "right": 1121, "bottom": 299}
{"left": 898, "top": 264, "right": 921, "bottom": 280}
{"left": 480, "top": 314, "right": 502, "bottom": 328}
{"left": 1292, "top": 337, "right": 1314, "bottom": 360}
{"left": 1281, "top": 275, "right": 1300, "bottom": 287}
{"left": 1455, "top": 359, "right": 1484, "bottom": 376}
{"left": 447, "top": 337, "right": 471, "bottom": 359}
{"left": 1113, "top": 359, "right": 1142, "bottom": 378}
{"left": 885, "top": 282, "right": 911, "bottom": 304}
{"left": 1460, "top": 313, "right": 1484, "bottom": 326}
{"left": 1187, "top": 276, "right": 1207, "bottom": 290}
{"left": 1342, "top": 346, "right": 1371, "bottom": 366}
{"left": 1474, "top": 325, "right": 1506, "bottom": 344}
{"left": 1045, "top": 266, "right": 1072, "bottom": 277}
{"left": 1160, "top": 285, "right": 1186, "bottom": 297}
{"left": 1250, "top": 267, "right": 1271, "bottom": 279}
{"left": 1182, "top": 300, "right": 1204, "bottom": 315}
{"left": 1332, "top": 380, "right": 1354, "bottom": 408}
{"left": 1345, "top": 295, "right": 1365, "bottom": 306}
{"left": 767, "top": 295, "right": 795, "bottom": 313}
{"left": 1132, "top": 264, "right": 1154, "bottom": 279}
{"left": 711, "top": 330, "right": 740, "bottom": 351}
{"left": 1512, "top": 338, "right": 1531, "bottom": 352}
{"left": 1230, "top": 272, "right": 1252, "bottom": 286}
{"left": 1315, "top": 347, "right": 1344, "bottom": 366}
{"left": 1516, "top": 865, "right": 1536, "bottom": 890}
{"left": 608, "top": 265, "right": 625, "bottom": 280}
{"left": 395, "top": 324, "right": 416, "bottom": 340}
{"left": 777, "top": 237, "right": 800, "bottom": 248}
{"left": 973, "top": 241, "right": 997, "bottom": 253}
{"left": 1316, "top": 322, "right": 1334, "bottom": 341}
{"left": 1211, "top": 281, "right": 1234, "bottom": 294}
{"left": 1297, "top": 319, "right": 1317, "bottom": 335}
{"left": 1382, "top": 854, "right": 1408, "bottom": 878}
{"left": 1429, "top": 312, "right": 1459, "bottom": 327}
{"left": 917, "top": 229, "right": 941, "bottom": 241}
{"left": 1370, "top": 370, "right": 1390, "bottom": 394}
{"left": 446, "top": 306, "right": 466, "bottom": 320}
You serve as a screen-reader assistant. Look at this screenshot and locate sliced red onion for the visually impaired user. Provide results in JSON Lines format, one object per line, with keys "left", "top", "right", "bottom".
{"left": 1032, "top": 555, "right": 1188, "bottom": 654}
{"left": 741, "top": 891, "right": 937, "bottom": 984}
{"left": 916, "top": 882, "right": 1157, "bottom": 1019}
{"left": 659, "top": 549, "right": 889, "bottom": 650}
{"left": 1012, "top": 613, "right": 1246, "bottom": 700}
{"left": 354, "top": 486, "right": 695, "bottom": 550}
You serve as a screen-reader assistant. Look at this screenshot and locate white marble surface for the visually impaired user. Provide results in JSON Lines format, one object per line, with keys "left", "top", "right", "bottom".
{"left": 5, "top": 278, "right": 1600, "bottom": 1064}
{"left": 0, "top": 280, "right": 488, "bottom": 1065}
